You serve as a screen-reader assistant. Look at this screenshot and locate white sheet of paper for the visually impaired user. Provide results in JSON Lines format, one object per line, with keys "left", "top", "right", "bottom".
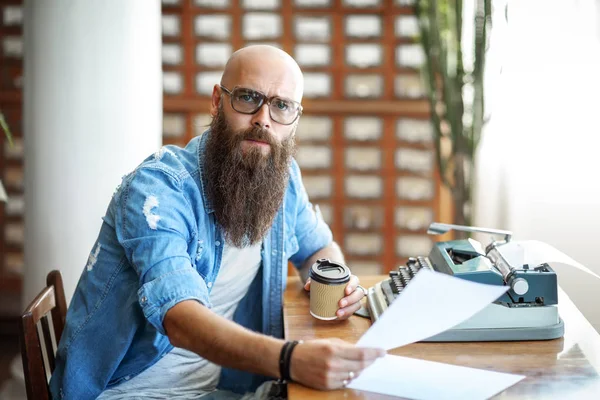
{"left": 357, "top": 268, "right": 509, "bottom": 350}
{"left": 501, "top": 240, "right": 600, "bottom": 280}
{"left": 348, "top": 354, "right": 525, "bottom": 400}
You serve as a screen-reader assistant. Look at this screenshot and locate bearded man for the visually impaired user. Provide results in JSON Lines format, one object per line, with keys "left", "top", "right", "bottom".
{"left": 50, "top": 45, "right": 384, "bottom": 400}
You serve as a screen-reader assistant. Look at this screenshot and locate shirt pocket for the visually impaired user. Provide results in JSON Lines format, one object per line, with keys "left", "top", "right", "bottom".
{"left": 284, "top": 235, "right": 299, "bottom": 258}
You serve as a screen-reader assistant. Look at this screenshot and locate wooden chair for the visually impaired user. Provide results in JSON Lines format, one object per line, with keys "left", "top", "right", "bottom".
{"left": 19, "top": 270, "right": 67, "bottom": 400}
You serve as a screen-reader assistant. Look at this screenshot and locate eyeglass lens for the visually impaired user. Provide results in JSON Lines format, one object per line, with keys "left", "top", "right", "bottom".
{"left": 230, "top": 87, "right": 299, "bottom": 125}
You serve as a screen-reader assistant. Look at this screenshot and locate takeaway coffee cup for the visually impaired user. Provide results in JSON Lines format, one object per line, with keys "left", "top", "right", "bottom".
{"left": 309, "top": 258, "right": 351, "bottom": 320}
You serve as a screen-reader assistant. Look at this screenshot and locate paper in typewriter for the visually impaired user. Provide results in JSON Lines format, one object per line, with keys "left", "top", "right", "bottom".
{"left": 502, "top": 240, "right": 600, "bottom": 280}
{"left": 352, "top": 268, "right": 525, "bottom": 399}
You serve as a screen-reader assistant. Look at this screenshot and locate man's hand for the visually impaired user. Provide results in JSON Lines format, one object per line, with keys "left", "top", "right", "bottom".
{"left": 304, "top": 274, "right": 366, "bottom": 320}
{"left": 289, "top": 338, "right": 386, "bottom": 390}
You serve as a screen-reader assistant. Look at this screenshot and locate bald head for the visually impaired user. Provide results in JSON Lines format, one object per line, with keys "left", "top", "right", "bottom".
{"left": 221, "top": 45, "right": 304, "bottom": 102}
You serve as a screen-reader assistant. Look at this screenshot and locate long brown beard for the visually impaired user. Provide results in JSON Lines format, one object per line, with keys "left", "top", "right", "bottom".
{"left": 204, "top": 106, "right": 296, "bottom": 247}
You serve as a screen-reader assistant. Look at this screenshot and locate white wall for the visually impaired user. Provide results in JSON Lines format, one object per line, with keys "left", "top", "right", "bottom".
{"left": 23, "top": 0, "right": 163, "bottom": 304}
{"left": 475, "top": 0, "right": 600, "bottom": 331}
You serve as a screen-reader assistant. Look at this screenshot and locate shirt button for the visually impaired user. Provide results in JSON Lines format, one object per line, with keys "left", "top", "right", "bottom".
{"left": 124, "top": 375, "right": 131, "bottom": 381}
{"left": 215, "top": 241, "right": 221, "bottom": 246}
{"left": 207, "top": 282, "right": 213, "bottom": 288}
{"left": 140, "top": 296, "right": 147, "bottom": 304}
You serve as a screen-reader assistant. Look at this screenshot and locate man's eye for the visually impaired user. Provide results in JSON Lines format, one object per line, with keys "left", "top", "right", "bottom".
{"left": 275, "top": 100, "right": 290, "bottom": 111}
{"left": 239, "top": 94, "right": 254, "bottom": 102}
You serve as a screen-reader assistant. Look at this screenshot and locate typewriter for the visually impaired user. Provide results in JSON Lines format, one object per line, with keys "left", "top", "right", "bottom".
{"left": 366, "top": 223, "right": 565, "bottom": 341}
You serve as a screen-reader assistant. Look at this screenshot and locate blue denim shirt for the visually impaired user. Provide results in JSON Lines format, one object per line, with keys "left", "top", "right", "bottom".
{"left": 49, "top": 132, "right": 332, "bottom": 399}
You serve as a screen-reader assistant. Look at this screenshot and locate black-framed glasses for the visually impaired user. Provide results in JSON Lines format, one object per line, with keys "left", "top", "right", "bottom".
{"left": 220, "top": 85, "right": 303, "bottom": 126}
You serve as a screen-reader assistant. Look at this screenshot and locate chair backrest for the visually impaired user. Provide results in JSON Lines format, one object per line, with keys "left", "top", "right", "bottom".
{"left": 19, "top": 270, "right": 67, "bottom": 400}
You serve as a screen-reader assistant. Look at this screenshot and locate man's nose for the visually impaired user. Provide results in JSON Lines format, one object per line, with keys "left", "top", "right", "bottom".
{"left": 251, "top": 103, "right": 271, "bottom": 129}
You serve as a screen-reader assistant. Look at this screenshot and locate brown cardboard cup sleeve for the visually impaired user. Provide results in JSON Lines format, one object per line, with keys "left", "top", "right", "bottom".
{"left": 309, "top": 259, "right": 351, "bottom": 320}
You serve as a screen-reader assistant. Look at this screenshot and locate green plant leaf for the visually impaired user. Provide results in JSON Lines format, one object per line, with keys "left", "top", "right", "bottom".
{"left": 0, "top": 111, "right": 14, "bottom": 147}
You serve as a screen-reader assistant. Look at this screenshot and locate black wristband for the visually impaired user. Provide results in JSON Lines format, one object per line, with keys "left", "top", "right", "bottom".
{"left": 284, "top": 340, "right": 301, "bottom": 382}
{"left": 278, "top": 341, "right": 292, "bottom": 381}
{"left": 278, "top": 340, "right": 302, "bottom": 382}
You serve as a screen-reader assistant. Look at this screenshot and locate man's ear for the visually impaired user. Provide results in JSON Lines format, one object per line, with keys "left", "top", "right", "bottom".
{"left": 210, "top": 84, "right": 221, "bottom": 117}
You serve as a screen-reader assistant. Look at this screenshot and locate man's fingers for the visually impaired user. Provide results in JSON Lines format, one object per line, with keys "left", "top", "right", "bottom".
{"left": 304, "top": 278, "right": 311, "bottom": 291}
{"left": 337, "top": 358, "right": 380, "bottom": 374}
{"left": 336, "top": 300, "right": 363, "bottom": 319}
{"left": 341, "top": 346, "right": 387, "bottom": 362}
{"left": 338, "top": 286, "right": 365, "bottom": 309}
{"left": 331, "top": 359, "right": 379, "bottom": 389}
{"left": 291, "top": 339, "right": 385, "bottom": 391}
{"left": 345, "top": 275, "right": 360, "bottom": 295}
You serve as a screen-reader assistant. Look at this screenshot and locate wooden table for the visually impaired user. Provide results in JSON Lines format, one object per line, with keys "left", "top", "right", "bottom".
{"left": 284, "top": 276, "right": 600, "bottom": 399}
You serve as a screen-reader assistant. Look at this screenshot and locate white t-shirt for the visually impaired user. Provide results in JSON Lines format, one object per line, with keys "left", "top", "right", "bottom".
{"left": 97, "top": 241, "right": 262, "bottom": 399}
